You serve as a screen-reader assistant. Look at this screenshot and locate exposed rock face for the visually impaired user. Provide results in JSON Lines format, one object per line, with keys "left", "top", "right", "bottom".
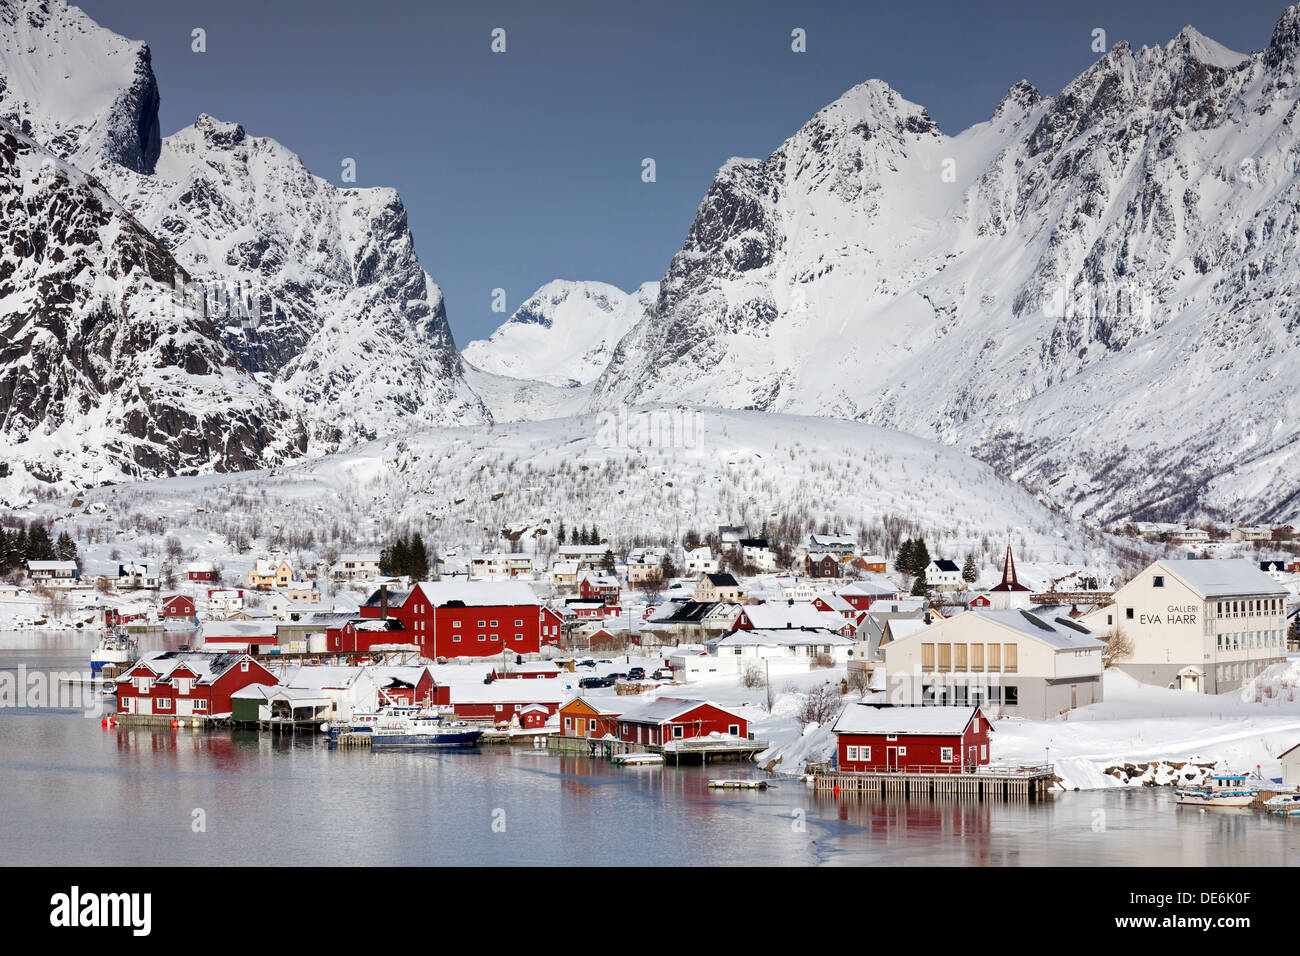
{"left": 98, "top": 115, "right": 490, "bottom": 443}
{"left": 589, "top": 17, "right": 1300, "bottom": 522}
{"left": 0, "top": 122, "right": 309, "bottom": 498}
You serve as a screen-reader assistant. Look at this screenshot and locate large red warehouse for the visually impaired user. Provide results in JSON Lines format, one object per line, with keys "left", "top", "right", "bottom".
{"left": 341, "top": 581, "right": 555, "bottom": 658}
{"left": 831, "top": 704, "right": 992, "bottom": 773}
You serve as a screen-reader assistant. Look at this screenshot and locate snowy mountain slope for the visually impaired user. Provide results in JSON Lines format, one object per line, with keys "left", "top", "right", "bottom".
{"left": 588, "top": 13, "right": 1300, "bottom": 523}
{"left": 43, "top": 407, "right": 1121, "bottom": 582}
{"left": 460, "top": 362, "right": 593, "bottom": 422}
{"left": 0, "top": 120, "right": 308, "bottom": 502}
{"left": 0, "top": 0, "right": 159, "bottom": 174}
{"left": 95, "top": 115, "right": 491, "bottom": 442}
{"left": 463, "top": 280, "right": 656, "bottom": 387}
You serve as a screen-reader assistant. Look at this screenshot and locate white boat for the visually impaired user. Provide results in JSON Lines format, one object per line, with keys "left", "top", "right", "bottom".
{"left": 1174, "top": 774, "right": 1259, "bottom": 807}
{"left": 1263, "top": 793, "right": 1300, "bottom": 816}
{"left": 90, "top": 631, "right": 138, "bottom": 674}
{"left": 612, "top": 753, "right": 664, "bottom": 766}
{"left": 330, "top": 706, "right": 482, "bottom": 748}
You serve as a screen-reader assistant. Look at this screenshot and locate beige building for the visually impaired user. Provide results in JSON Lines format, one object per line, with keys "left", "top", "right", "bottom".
{"left": 694, "top": 573, "right": 741, "bottom": 603}
{"left": 1082, "top": 558, "right": 1288, "bottom": 694}
{"left": 882, "top": 608, "right": 1104, "bottom": 719}
{"left": 332, "top": 553, "right": 380, "bottom": 581}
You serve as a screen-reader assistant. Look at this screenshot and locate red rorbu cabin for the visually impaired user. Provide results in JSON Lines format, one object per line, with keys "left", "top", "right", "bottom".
{"left": 831, "top": 704, "right": 992, "bottom": 773}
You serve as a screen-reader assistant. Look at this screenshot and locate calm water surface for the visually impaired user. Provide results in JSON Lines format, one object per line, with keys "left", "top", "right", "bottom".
{"left": 2, "top": 631, "right": 1297, "bottom": 866}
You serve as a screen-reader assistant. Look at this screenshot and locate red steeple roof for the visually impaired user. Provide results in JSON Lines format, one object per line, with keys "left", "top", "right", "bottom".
{"left": 989, "top": 544, "right": 1031, "bottom": 592}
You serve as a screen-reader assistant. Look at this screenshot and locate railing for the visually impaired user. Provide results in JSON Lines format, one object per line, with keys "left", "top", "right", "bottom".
{"left": 834, "top": 763, "right": 1054, "bottom": 777}
{"left": 662, "top": 737, "right": 769, "bottom": 752}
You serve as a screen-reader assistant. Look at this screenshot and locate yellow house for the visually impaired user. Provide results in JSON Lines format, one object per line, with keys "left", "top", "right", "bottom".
{"left": 248, "top": 558, "right": 293, "bottom": 590}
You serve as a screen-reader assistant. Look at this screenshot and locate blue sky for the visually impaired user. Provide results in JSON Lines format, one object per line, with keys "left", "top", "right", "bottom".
{"left": 81, "top": 0, "right": 1291, "bottom": 345}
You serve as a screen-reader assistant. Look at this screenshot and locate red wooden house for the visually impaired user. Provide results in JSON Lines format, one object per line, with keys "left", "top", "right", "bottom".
{"left": 616, "top": 698, "right": 749, "bottom": 746}
{"left": 448, "top": 682, "right": 567, "bottom": 725}
{"left": 541, "top": 606, "right": 564, "bottom": 646}
{"left": 116, "top": 651, "right": 277, "bottom": 718}
{"left": 345, "top": 581, "right": 546, "bottom": 658}
{"left": 186, "top": 563, "right": 217, "bottom": 583}
{"left": 969, "top": 593, "right": 992, "bottom": 608}
{"left": 831, "top": 704, "right": 992, "bottom": 773}
{"left": 371, "top": 665, "right": 448, "bottom": 707}
{"left": 578, "top": 571, "right": 621, "bottom": 603}
{"left": 837, "top": 581, "right": 902, "bottom": 611}
{"left": 161, "top": 594, "right": 195, "bottom": 618}
{"left": 812, "top": 594, "right": 857, "bottom": 619}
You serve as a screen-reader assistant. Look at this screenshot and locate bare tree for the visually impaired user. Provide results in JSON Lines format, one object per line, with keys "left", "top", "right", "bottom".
{"left": 846, "top": 667, "right": 872, "bottom": 699}
{"left": 1104, "top": 627, "right": 1134, "bottom": 669}
{"left": 796, "top": 683, "right": 843, "bottom": 726}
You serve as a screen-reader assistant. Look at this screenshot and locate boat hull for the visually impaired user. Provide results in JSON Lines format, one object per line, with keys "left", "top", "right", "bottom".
{"left": 1174, "top": 789, "right": 1257, "bottom": 808}
{"left": 369, "top": 731, "right": 483, "bottom": 748}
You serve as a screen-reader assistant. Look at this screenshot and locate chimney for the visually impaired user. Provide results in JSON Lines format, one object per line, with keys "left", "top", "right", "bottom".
{"left": 380, "top": 585, "right": 388, "bottom": 619}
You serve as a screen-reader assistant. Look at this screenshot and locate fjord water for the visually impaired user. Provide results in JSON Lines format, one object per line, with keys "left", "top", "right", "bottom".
{"left": 1, "top": 632, "right": 1295, "bottom": 866}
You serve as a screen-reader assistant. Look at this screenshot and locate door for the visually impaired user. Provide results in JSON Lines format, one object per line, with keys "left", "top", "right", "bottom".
{"left": 968, "top": 746, "right": 977, "bottom": 769}
{"left": 886, "top": 746, "right": 898, "bottom": 771}
{"left": 136, "top": 697, "right": 152, "bottom": 716}
{"left": 177, "top": 699, "right": 193, "bottom": 717}
{"left": 576, "top": 718, "right": 586, "bottom": 737}
{"left": 1071, "top": 685, "right": 1078, "bottom": 709}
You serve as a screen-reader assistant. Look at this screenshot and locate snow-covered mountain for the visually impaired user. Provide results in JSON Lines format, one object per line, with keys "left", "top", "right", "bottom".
{"left": 0, "top": 0, "right": 160, "bottom": 174}
{"left": 589, "top": 11, "right": 1300, "bottom": 524}
{"left": 0, "top": 120, "right": 308, "bottom": 500}
{"left": 463, "top": 280, "right": 656, "bottom": 387}
{"left": 0, "top": 0, "right": 488, "bottom": 454}
{"left": 95, "top": 115, "right": 490, "bottom": 442}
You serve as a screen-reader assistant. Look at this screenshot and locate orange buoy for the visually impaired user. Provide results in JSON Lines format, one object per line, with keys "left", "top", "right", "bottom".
{"left": 170, "top": 719, "right": 179, "bottom": 729}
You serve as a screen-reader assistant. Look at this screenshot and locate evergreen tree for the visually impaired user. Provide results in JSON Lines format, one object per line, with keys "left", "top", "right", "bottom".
{"left": 591, "top": 526, "right": 601, "bottom": 545}
{"left": 26, "top": 523, "right": 54, "bottom": 561}
{"left": 601, "top": 549, "right": 616, "bottom": 574}
{"left": 912, "top": 538, "right": 931, "bottom": 575}
{"left": 392, "top": 536, "right": 410, "bottom": 577}
{"left": 409, "top": 533, "right": 429, "bottom": 581}
{"left": 961, "top": 554, "right": 977, "bottom": 585}
{"left": 659, "top": 553, "right": 679, "bottom": 580}
{"left": 557, "top": 521, "right": 566, "bottom": 545}
{"left": 55, "top": 531, "right": 78, "bottom": 563}
{"left": 896, "top": 539, "right": 914, "bottom": 576}
{"left": 910, "top": 568, "right": 929, "bottom": 596}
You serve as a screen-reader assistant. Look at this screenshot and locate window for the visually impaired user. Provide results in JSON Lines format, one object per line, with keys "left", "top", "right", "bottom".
{"left": 954, "top": 644, "right": 968, "bottom": 671}
{"left": 921, "top": 643, "right": 935, "bottom": 670}
{"left": 970, "top": 644, "right": 984, "bottom": 672}
{"left": 1003, "top": 644, "right": 1018, "bottom": 673}
{"left": 846, "top": 745, "right": 859, "bottom": 761}
{"left": 1126, "top": 608, "right": 1134, "bottom": 620}
{"left": 478, "top": 620, "right": 486, "bottom": 627}
{"left": 988, "top": 685, "right": 1001, "bottom": 704}
{"left": 1004, "top": 685, "right": 1018, "bottom": 706}
{"left": 564, "top": 717, "right": 572, "bottom": 731}
{"left": 941, "top": 747, "right": 953, "bottom": 763}
{"left": 1153, "top": 575, "right": 1165, "bottom": 588}
{"left": 673, "top": 726, "right": 684, "bottom": 738}
{"left": 491, "top": 620, "right": 499, "bottom": 627}
{"left": 886, "top": 734, "right": 898, "bottom": 741}
{"left": 193, "top": 699, "right": 207, "bottom": 712}
{"left": 240, "top": 661, "right": 249, "bottom": 672}
{"left": 728, "top": 724, "right": 740, "bottom": 736}
{"left": 515, "top": 619, "right": 523, "bottom": 626}
{"left": 937, "top": 644, "right": 951, "bottom": 672}
{"left": 861, "top": 746, "right": 872, "bottom": 761}
{"left": 453, "top": 620, "right": 461, "bottom": 628}
{"left": 515, "top": 633, "right": 523, "bottom": 640}
{"left": 477, "top": 634, "right": 486, "bottom": 642}
{"left": 453, "top": 635, "right": 461, "bottom": 642}
{"left": 897, "top": 747, "right": 905, "bottom": 756}
{"left": 157, "top": 698, "right": 171, "bottom": 709}
{"left": 491, "top": 634, "right": 500, "bottom": 641}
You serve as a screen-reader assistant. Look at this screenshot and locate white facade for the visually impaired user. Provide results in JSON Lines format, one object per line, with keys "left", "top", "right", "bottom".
{"left": 683, "top": 547, "right": 719, "bottom": 575}
{"left": 924, "top": 560, "right": 963, "bottom": 590}
{"left": 1084, "top": 559, "right": 1288, "bottom": 694}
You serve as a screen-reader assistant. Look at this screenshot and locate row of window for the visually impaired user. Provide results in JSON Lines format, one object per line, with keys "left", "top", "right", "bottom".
{"left": 449, "top": 633, "right": 527, "bottom": 642}
{"left": 1216, "top": 660, "right": 1269, "bottom": 683}
{"left": 920, "top": 643, "right": 1019, "bottom": 673}
{"left": 135, "top": 698, "right": 208, "bottom": 712}
{"left": 1214, "top": 598, "right": 1284, "bottom": 616}
{"left": 922, "top": 684, "right": 1018, "bottom": 706}
{"left": 1216, "top": 631, "right": 1283, "bottom": 652}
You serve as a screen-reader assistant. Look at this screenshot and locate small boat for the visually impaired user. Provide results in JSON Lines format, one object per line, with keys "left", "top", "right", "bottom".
{"left": 1174, "top": 774, "right": 1260, "bottom": 807}
{"left": 612, "top": 752, "right": 663, "bottom": 766}
{"left": 1263, "top": 793, "right": 1300, "bottom": 816}
{"left": 708, "top": 779, "right": 768, "bottom": 790}
{"left": 90, "top": 631, "right": 138, "bottom": 674}
{"left": 329, "top": 707, "right": 482, "bottom": 748}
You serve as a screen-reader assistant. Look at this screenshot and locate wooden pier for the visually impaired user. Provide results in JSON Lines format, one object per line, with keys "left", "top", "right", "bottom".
{"left": 334, "top": 732, "right": 372, "bottom": 749}
{"left": 547, "top": 734, "right": 768, "bottom": 765}
{"left": 812, "top": 765, "right": 1055, "bottom": 800}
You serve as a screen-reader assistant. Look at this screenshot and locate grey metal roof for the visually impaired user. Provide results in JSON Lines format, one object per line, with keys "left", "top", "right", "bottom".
{"left": 1159, "top": 559, "right": 1288, "bottom": 598}
{"left": 832, "top": 704, "right": 985, "bottom": 736}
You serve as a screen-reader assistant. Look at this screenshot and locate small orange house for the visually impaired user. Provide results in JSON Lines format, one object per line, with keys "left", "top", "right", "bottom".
{"left": 558, "top": 695, "right": 623, "bottom": 738}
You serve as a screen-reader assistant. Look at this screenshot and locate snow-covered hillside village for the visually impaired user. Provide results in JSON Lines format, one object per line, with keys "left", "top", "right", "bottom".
{"left": 5, "top": 0, "right": 1300, "bottom": 858}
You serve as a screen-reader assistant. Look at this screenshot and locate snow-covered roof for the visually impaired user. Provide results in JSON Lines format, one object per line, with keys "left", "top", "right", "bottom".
{"left": 1159, "top": 559, "right": 1288, "bottom": 598}
{"left": 453, "top": 682, "right": 569, "bottom": 704}
{"left": 736, "top": 603, "right": 841, "bottom": 630}
{"left": 120, "top": 650, "right": 256, "bottom": 684}
{"left": 415, "top": 580, "right": 540, "bottom": 607}
{"left": 283, "top": 665, "right": 369, "bottom": 690}
{"left": 709, "top": 626, "right": 854, "bottom": 648}
{"left": 26, "top": 560, "right": 78, "bottom": 571}
{"left": 617, "top": 696, "right": 744, "bottom": 725}
{"left": 973, "top": 609, "right": 1103, "bottom": 649}
{"left": 832, "top": 704, "right": 986, "bottom": 736}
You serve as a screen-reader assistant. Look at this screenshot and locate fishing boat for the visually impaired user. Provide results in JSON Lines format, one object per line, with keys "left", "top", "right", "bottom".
{"left": 1263, "top": 793, "right": 1300, "bottom": 816}
{"left": 329, "top": 707, "right": 482, "bottom": 748}
{"left": 1174, "top": 773, "right": 1259, "bottom": 808}
{"left": 612, "top": 752, "right": 664, "bottom": 766}
{"left": 90, "top": 631, "right": 138, "bottom": 675}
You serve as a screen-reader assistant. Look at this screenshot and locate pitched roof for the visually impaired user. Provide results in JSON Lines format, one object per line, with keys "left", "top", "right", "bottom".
{"left": 1158, "top": 559, "right": 1288, "bottom": 598}
{"left": 736, "top": 603, "right": 844, "bottom": 630}
{"left": 832, "top": 704, "right": 987, "bottom": 736}
{"left": 930, "top": 559, "right": 960, "bottom": 573}
{"left": 617, "top": 696, "right": 744, "bottom": 725}
{"left": 703, "top": 573, "right": 739, "bottom": 587}
{"left": 708, "top": 626, "right": 855, "bottom": 648}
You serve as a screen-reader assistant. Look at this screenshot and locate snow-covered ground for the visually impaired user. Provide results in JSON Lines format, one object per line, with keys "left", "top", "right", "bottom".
{"left": 493, "top": 653, "right": 1300, "bottom": 792}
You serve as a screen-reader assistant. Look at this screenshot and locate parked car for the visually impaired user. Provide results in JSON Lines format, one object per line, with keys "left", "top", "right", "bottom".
{"left": 577, "top": 659, "right": 597, "bottom": 668}
{"left": 652, "top": 668, "right": 674, "bottom": 681}
{"left": 578, "top": 676, "right": 605, "bottom": 689}
{"left": 627, "top": 667, "right": 646, "bottom": 680}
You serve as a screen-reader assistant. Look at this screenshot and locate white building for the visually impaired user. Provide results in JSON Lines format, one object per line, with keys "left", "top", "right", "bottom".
{"left": 333, "top": 553, "right": 381, "bottom": 581}
{"left": 739, "top": 538, "right": 778, "bottom": 572}
{"left": 683, "top": 547, "right": 719, "bottom": 576}
{"left": 706, "top": 626, "right": 857, "bottom": 666}
{"left": 468, "top": 553, "right": 535, "bottom": 581}
{"left": 883, "top": 608, "right": 1104, "bottom": 719}
{"left": 924, "top": 559, "right": 964, "bottom": 591}
{"left": 282, "top": 665, "right": 380, "bottom": 721}
{"left": 1082, "top": 558, "right": 1288, "bottom": 694}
